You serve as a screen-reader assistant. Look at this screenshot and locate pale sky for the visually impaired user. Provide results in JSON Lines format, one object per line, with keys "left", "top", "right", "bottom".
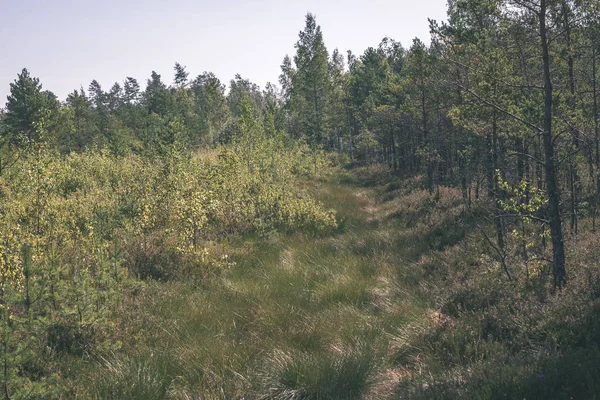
{"left": 0, "top": 0, "right": 448, "bottom": 105}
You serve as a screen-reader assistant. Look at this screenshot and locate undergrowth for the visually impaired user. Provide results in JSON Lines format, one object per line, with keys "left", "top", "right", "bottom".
{"left": 5, "top": 158, "right": 600, "bottom": 398}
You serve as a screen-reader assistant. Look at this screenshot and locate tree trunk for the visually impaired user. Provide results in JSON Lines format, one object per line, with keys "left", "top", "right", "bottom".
{"left": 422, "top": 81, "right": 434, "bottom": 193}
{"left": 593, "top": 46, "right": 599, "bottom": 167}
{"left": 540, "top": 0, "right": 566, "bottom": 287}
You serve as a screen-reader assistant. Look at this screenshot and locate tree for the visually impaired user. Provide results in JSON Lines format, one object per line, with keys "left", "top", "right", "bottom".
{"left": 88, "top": 80, "right": 105, "bottom": 110}
{"left": 279, "top": 55, "right": 295, "bottom": 110}
{"left": 291, "top": 13, "right": 331, "bottom": 146}
{"left": 88, "top": 79, "right": 109, "bottom": 136}
{"left": 3, "top": 68, "right": 49, "bottom": 146}
{"left": 174, "top": 62, "right": 189, "bottom": 88}
{"left": 501, "top": 0, "right": 571, "bottom": 287}
{"left": 537, "top": 0, "right": 565, "bottom": 286}
{"left": 123, "top": 77, "right": 141, "bottom": 104}
{"left": 406, "top": 39, "right": 438, "bottom": 192}
{"left": 263, "top": 82, "right": 286, "bottom": 134}
{"left": 190, "top": 72, "right": 230, "bottom": 146}
{"left": 228, "top": 74, "right": 264, "bottom": 119}
{"left": 107, "top": 82, "right": 124, "bottom": 112}
{"left": 143, "top": 71, "right": 170, "bottom": 116}
{"left": 329, "top": 48, "right": 348, "bottom": 152}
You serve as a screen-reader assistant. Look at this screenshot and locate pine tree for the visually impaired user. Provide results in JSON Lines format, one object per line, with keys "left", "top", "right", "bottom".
{"left": 174, "top": 62, "right": 189, "bottom": 88}
{"left": 107, "top": 82, "right": 124, "bottom": 112}
{"left": 65, "top": 88, "right": 93, "bottom": 151}
{"left": 292, "top": 13, "right": 331, "bottom": 146}
{"left": 329, "top": 48, "right": 347, "bottom": 152}
{"left": 279, "top": 55, "right": 295, "bottom": 110}
{"left": 4, "top": 68, "right": 49, "bottom": 145}
{"left": 88, "top": 80, "right": 105, "bottom": 110}
{"left": 144, "top": 71, "right": 170, "bottom": 116}
{"left": 123, "top": 77, "right": 141, "bottom": 104}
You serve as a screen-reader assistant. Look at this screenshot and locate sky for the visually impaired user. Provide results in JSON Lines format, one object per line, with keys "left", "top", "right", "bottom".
{"left": 0, "top": 0, "right": 448, "bottom": 105}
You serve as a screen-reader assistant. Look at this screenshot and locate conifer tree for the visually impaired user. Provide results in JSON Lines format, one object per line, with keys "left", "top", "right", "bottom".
{"left": 144, "top": 71, "right": 170, "bottom": 116}
{"left": 292, "top": 13, "right": 331, "bottom": 146}
{"left": 174, "top": 62, "right": 189, "bottom": 88}
{"left": 123, "top": 77, "right": 141, "bottom": 104}
{"left": 4, "top": 68, "right": 48, "bottom": 145}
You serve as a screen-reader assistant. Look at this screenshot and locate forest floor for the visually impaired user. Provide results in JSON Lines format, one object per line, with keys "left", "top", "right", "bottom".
{"left": 67, "top": 165, "right": 600, "bottom": 399}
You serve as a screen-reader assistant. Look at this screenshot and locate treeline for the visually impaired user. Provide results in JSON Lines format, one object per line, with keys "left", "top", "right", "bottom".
{"left": 0, "top": 65, "right": 285, "bottom": 157}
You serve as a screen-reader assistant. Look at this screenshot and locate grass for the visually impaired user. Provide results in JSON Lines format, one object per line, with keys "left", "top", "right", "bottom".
{"left": 56, "top": 166, "right": 419, "bottom": 399}
{"left": 58, "top": 165, "right": 600, "bottom": 399}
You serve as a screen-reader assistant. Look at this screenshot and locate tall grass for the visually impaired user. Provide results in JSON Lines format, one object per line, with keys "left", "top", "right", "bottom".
{"left": 57, "top": 165, "right": 600, "bottom": 399}
{"left": 56, "top": 167, "right": 420, "bottom": 398}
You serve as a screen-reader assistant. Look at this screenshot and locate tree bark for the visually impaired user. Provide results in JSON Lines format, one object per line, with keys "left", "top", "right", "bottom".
{"left": 540, "top": 0, "right": 566, "bottom": 287}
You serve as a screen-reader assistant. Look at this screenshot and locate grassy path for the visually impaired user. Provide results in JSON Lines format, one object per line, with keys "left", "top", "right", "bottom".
{"left": 70, "top": 167, "right": 600, "bottom": 400}
{"left": 82, "top": 169, "right": 455, "bottom": 399}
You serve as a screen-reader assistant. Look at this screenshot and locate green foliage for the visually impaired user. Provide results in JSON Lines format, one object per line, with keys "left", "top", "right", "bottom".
{"left": 4, "top": 68, "right": 57, "bottom": 147}
{"left": 173, "top": 62, "right": 189, "bottom": 88}
{"left": 289, "top": 13, "right": 332, "bottom": 146}
{"left": 0, "top": 104, "right": 335, "bottom": 395}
